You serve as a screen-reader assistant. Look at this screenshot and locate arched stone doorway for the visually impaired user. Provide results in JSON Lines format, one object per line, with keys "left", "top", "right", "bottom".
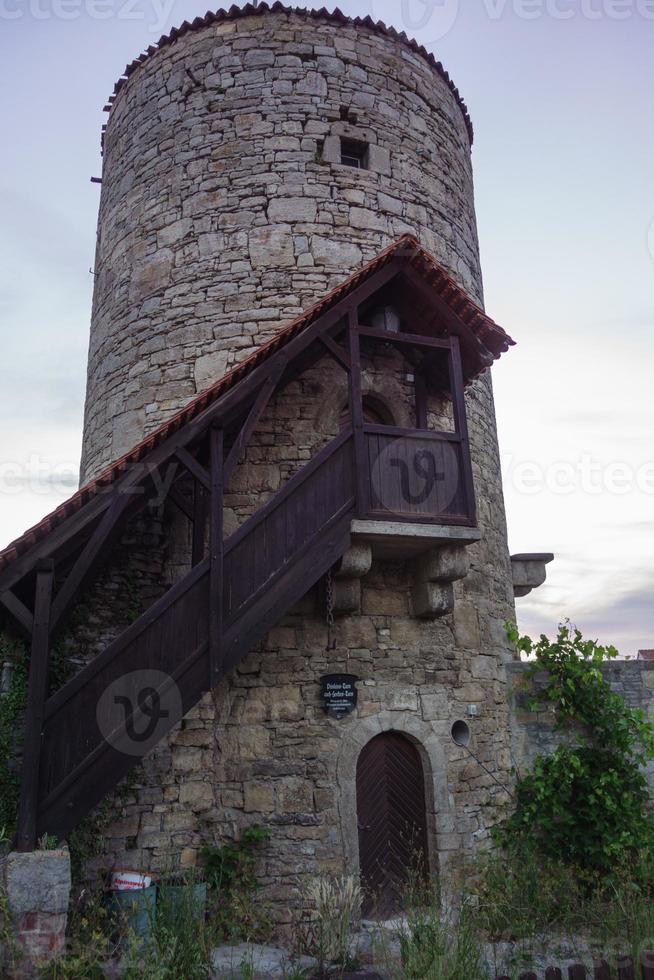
{"left": 356, "top": 731, "right": 429, "bottom": 916}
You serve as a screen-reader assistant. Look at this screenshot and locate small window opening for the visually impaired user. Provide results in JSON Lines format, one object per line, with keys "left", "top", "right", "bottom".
{"left": 340, "top": 138, "right": 368, "bottom": 169}
{"left": 339, "top": 397, "right": 394, "bottom": 431}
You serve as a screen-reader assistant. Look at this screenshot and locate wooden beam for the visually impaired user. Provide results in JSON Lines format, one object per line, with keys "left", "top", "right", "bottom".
{"left": 224, "top": 355, "right": 287, "bottom": 483}
{"left": 16, "top": 559, "right": 54, "bottom": 851}
{"left": 192, "top": 483, "right": 207, "bottom": 566}
{"left": 0, "top": 589, "right": 33, "bottom": 638}
{"left": 319, "top": 334, "right": 351, "bottom": 371}
{"left": 209, "top": 428, "right": 224, "bottom": 688}
{"left": 175, "top": 448, "right": 210, "bottom": 491}
{"left": 347, "top": 308, "right": 369, "bottom": 518}
{"left": 415, "top": 370, "right": 428, "bottom": 429}
{"left": 50, "top": 493, "right": 132, "bottom": 633}
{"left": 358, "top": 326, "right": 452, "bottom": 351}
{"left": 363, "top": 424, "right": 460, "bottom": 443}
{"left": 447, "top": 337, "right": 477, "bottom": 525}
{"left": 168, "top": 484, "right": 194, "bottom": 522}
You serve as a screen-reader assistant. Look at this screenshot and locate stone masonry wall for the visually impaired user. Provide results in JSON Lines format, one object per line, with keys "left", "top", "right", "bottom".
{"left": 82, "top": 7, "right": 481, "bottom": 481}
{"left": 92, "top": 570, "right": 515, "bottom": 932}
{"left": 508, "top": 659, "right": 654, "bottom": 788}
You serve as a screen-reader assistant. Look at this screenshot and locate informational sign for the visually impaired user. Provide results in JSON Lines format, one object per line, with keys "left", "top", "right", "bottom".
{"left": 320, "top": 674, "right": 358, "bottom": 718}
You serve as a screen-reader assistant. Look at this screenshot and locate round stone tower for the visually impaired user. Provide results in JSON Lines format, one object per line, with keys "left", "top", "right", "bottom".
{"left": 79, "top": 5, "right": 518, "bottom": 912}
{"left": 81, "top": 4, "right": 482, "bottom": 482}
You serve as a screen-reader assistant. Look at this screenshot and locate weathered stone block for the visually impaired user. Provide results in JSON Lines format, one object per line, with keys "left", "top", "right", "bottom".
{"left": 2, "top": 848, "right": 71, "bottom": 974}
{"left": 3, "top": 850, "right": 71, "bottom": 916}
{"left": 412, "top": 581, "right": 455, "bottom": 619}
{"left": 367, "top": 143, "right": 391, "bottom": 175}
{"left": 244, "top": 782, "right": 275, "bottom": 812}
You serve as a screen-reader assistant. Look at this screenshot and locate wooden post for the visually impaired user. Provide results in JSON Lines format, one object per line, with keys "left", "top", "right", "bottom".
{"left": 16, "top": 559, "right": 54, "bottom": 851}
{"left": 569, "top": 966, "right": 587, "bottom": 979}
{"left": 593, "top": 960, "right": 611, "bottom": 980}
{"left": 545, "top": 969, "right": 563, "bottom": 980}
{"left": 192, "top": 483, "right": 207, "bottom": 567}
{"left": 209, "top": 427, "right": 224, "bottom": 688}
{"left": 347, "top": 308, "right": 369, "bottom": 517}
{"left": 447, "top": 335, "right": 476, "bottom": 525}
{"left": 414, "top": 369, "right": 428, "bottom": 429}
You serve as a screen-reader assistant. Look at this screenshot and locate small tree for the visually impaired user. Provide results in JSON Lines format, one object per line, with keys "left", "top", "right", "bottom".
{"left": 501, "top": 622, "right": 654, "bottom": 875}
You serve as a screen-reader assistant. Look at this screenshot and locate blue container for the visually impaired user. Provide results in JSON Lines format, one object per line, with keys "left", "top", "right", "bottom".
{"left": 157, "top": 882, "right": 207, "bottom": 924}
{"left": 107, "top": 884, "right": 157, "bottom": 943}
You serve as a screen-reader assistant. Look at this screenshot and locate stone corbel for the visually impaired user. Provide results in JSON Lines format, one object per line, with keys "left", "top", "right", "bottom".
{"left": 332, "top": 543, "right": 372, "bottom": 615}
{"left": 411, "top": 545, "right": 470, "bottom": 619}
{"left": 511, "top": 553, "right": 554, "bottom": 597}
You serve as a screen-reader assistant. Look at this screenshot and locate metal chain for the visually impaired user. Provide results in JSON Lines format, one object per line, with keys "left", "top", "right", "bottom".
{"left": 325, "top": 567, "right": 335, "bottom": 651}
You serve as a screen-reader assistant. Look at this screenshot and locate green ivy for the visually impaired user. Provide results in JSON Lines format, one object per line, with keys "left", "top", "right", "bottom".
{"left": 500, "top": 622, "right": 654, "bottom": 875}
{"left": 0, "top": 631, "right": 28, "bottom": 835}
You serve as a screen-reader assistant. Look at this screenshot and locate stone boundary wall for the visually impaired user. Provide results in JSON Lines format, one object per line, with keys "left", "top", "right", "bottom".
{"left": 1, "top": 848, "right": 71, "bottom": 977}
{"left": 508, "top": 659, "right": 654, "bottom": 786}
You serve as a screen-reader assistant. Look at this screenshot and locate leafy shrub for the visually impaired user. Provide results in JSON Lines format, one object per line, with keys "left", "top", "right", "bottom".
{"left": 201, "top": 824, "right": 272, "bottom": 942}
{"left": 501, "top": 622, "right": 654, "bottom": 874}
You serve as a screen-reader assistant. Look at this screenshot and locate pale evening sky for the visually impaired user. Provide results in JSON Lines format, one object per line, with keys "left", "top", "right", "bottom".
{"left": 0, "top": 0, "right": 652, "bottom": 654}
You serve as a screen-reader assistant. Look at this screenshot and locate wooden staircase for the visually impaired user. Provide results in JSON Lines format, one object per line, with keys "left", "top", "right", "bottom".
{"left": 36, "top": 432, "right": 355, "bottom": 841}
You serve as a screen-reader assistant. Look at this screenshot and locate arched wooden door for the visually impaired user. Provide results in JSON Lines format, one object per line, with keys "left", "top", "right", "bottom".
{"left": 356, "top": 732, "right": 430, "bottom": 916}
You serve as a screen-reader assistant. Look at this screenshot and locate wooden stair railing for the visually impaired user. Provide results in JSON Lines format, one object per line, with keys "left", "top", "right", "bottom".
{"left": 35, "top": 432, "right": 355, "bottom": 841}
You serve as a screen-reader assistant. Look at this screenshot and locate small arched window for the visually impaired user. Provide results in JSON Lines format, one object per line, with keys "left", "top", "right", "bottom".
{"left": 339, "top": 397, "right": 393, "bottom": 431}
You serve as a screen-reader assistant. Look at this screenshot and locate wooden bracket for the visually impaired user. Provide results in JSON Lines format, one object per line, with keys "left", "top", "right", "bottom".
{"left": 175, "top": 447, "right": 210, "bottom": 491}
{"left": 168, "top": 484, "right": 194, "bottom": 522}
{"left": 50, "top": 493, "right": 133, "bottom": 633}
{"left": 0, "top": 589, "right": 34, "bottom": 638}
{"left": 319, "top": 334, "right": 351, "bottom": 371}
{"left": 224, "top": 355, "right": 288, "bottom": 484}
